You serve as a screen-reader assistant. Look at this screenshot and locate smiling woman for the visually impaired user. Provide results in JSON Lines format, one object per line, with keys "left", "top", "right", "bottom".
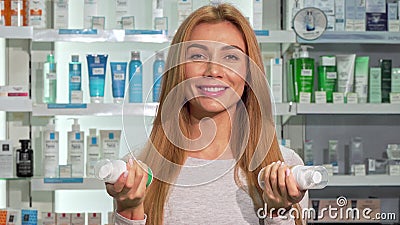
{"left": 105, "top": 3, "right": 308, "bottom": 225}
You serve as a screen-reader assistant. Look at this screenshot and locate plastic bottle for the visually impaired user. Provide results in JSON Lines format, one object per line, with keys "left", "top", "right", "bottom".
{"left": 43, "top": 53, "right": 57, "bottom": 103}
{"left": 69, "top": 55, "right": 82, "bottom": 103}
{"left": 94, "top": 159, "right": 153, "bottom": 186}
{"left": 67, "top": 119, "right": 85, "bottom": 177}
{"left": 287, "top": 46, "right": 300, "bottom": 102}
{"left": 86, "top": 128, "right": 100, "bottom": 177}
{"left": 16, "top": 139, "right": 33, "bottom": 177}
{"left": 294, "top": 45, "right": 314, "bottom": 102}
{"left": 318, "top": 56, "right": 337, "bottom": 103}
{"left": 128, "top": 51, "right": 143, "bottom": 103}
{"left": 153, "top": 51, "right": 165, "bottom": 102}
{"left": 257, "top": 165, "right": 328, "bottom": 191}
{"left": 43, "top": 119, "right": 59, "bottom": 178}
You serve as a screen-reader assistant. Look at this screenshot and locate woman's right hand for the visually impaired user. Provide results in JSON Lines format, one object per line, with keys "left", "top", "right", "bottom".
{"left": 105, "top": 158, "right": 149, "bottom": 220}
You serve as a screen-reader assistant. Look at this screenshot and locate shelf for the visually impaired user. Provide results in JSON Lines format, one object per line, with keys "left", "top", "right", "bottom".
{"left": 296, "top": 103, "right": 400, "bottom": 115}
{"left": 298, "top": 31, "right": 400, "bottom": 44}
{"left": 328, "top": 175, "right": 400, "bottom": 186}
{"left": 31, "top": 178, "right": 105, "bottom": 191}
{"left": 0, "top": 26, "right": 33, "bottom": 39}
{"left": 33, "top": 29, "right": 169, "bottom": 43}
{"left": 0, "top": 98, "right": 32, "bottom": 112}
{"left": 274, "top": 103, "right": 297, "bottom": 115}
{"left": 31, "top": 103, "right": 158, "bottom": 116}
{"left": 257, "top": 30, "right": 296, "bottom": 43}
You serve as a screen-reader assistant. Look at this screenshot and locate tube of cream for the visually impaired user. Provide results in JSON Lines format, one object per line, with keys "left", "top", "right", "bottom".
{"left": 110, "top": 62, "right": 127, "bottom": 104}
{"left": 86, "top": 54, "right": 108, "bottom": 103}
{"left": 100, "top": 130, "right": 121, "bottom": 160}
{"left": 336, "top": 54, "right": 356, "bottom": 101}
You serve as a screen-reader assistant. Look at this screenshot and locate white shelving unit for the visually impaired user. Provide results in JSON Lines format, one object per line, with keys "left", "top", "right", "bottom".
{"left": 31, "top": 103, "right": 158, "bottom": 116}
{"left": 296, "top": 103, "right": 400, "bottom": 115}
{"left": 256, "top": 30, "right": 296, "bottom": 43}
{"left": 298, "top": 31, "right": 400, "bottom": 44}
{"left": 0, "top": 26, "right": 33, "bottom": 39}
{"left": 31, "top": 178, "right": 105, "bottom": 191}
{"left": 328, "top": 175, "right": 400, "bottom": 187}
{"left": 0, "top": 98, "right": 32, "bottom": 112}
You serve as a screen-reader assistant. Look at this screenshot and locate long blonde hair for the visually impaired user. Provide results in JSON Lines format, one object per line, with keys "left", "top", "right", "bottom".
{"left": 140, "top": 3, "right": 302, "bottom": 225}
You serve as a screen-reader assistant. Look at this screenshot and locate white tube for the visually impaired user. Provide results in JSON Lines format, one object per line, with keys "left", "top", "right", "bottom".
{"left": 258, "top": 165, "right": 328, "bottom": 191}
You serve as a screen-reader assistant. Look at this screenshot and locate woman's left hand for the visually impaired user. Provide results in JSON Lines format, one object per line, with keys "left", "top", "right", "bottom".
{"left": 260, "top": 161, "right": 305, "bottom": 212}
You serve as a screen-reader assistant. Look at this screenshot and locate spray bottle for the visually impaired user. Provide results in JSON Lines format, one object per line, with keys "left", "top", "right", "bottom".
{"left": 67, "top": 119, "right": 85, "bottom": 177}
{"left": 295, "top": 45, "right": 314, "bottom": 102}
{"left": 258, "top": 165, "right": 328, "bottom": 190}
{"left": 153, "top": 51, "right": 165, "bottom": 102}
{"left": 43, "top": 118, "right": 59, "bottom": 178}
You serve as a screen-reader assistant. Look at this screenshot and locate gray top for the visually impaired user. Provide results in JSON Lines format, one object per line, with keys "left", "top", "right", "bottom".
{"left": 115, "top": 146, "right": 308, "bottom": 225}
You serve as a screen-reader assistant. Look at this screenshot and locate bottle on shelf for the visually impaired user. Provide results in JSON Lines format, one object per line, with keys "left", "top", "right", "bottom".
{"left": 42, "top": 119, "right": 59, "bottom": 178}
{"left": 128, "top": 51, "right": 143, "bottom": 103}
{"left": 153, "top": 51, "right": 165, "bottom": 102}
{"left": 69, "top": 55, "right": 82, "bottom": 104}
{"left": 43, "top": 53, "right": 57, "bottom": 104}
{"left": 258, "top": 165, "right": 328, "bottom": 191}
{"left": 294, "top": 45, "right": 314, "bottom": 103}
{"left": 16, "top": 139, "right": 33, "bottom": 177}
{"left": 86, "top": 128, "right": 100, "bottom": 177}
{"left": 67, "top": 119, "right": 85, "bottom": 177}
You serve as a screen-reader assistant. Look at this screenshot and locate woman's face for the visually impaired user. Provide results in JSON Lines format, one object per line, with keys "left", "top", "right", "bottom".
{"left": 184, "top": 21, "right": 247, "bottom": 117}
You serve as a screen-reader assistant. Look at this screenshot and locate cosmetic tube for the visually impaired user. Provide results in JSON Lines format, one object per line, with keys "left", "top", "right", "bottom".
{"left": 110, "top": 62, "right": 127, "bottom": 104}
{"left": 86, "top": 54, "right": 108, "bottom": 103}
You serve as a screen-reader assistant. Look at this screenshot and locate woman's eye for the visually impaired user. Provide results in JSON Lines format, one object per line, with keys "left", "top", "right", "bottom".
{"left": 189, "top": 54, "right": 207, "bottom": 61}
{"left": 224, "top": 54, "right": 239, "bottom": 61}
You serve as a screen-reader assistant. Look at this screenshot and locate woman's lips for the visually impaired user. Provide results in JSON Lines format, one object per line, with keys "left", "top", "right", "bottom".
{"left": 196, "top": 85, "right": 228, "bottom": 97}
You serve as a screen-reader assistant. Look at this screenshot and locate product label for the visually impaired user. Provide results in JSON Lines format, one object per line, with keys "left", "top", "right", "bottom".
{"left": 333, "top": 92, "right": 345, "bottom": 104}
{"left": 59, "top": 165, "right": 72, "bottom": 177}
{"left": 390, "top": 93, "right": 400, "bottom": 103}
{"left": 327, "top": 72, "right": 337, "bottom": 79}
{"left": 154, "top": 16, "right": 168, "bottom": 31}
{"left": 44, "top": 132, "right": 59, "bottom": 177}
{"left": 114, "top": 73, "right": 125, "bottom": 80}
{"left": 92, "top": 68, "right": 104, "bottom": 75}
{"left": 389, "top": 164, "right": 400, "bottom": 175}
{"left": 92, "top": 16, "right": 105, "bottom": 29}
{"left": 347, "top": 92, "right": 358, "bottom": 104}
{"left": 353, "top": 164, "right": 366, "bottom": 176}
{"left": 299, "top": 92, "right": 311, "bottom": 103}
{"left": 47, "top": 72, "right": 57, "bottom": 80}
{"left": 315, "top": 91, "right": 327, "bottom": 104}
{"left": 368, "top": 159, "right": 376, "bottom": 172}
{"left": 301, "top": 69, "right": 312, "bottom": 76}
{"left": 122, "top": 16, "right": 135, "bottom": 29}
{"left": 0, "top": 141, "right": 13, "bottom": 178}
{"left": 54, "top": 0, "right": 69, "bottom": 29}
{"left": 71, "top": 91, "right": 83, "bottom": 104}
{"left": 71, "top": 76, "right": 81, "bottom": 83}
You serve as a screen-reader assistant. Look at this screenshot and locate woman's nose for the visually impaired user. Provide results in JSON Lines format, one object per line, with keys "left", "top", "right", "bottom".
{"left": 205, "top": 62, "right": 224, "bottom": 78}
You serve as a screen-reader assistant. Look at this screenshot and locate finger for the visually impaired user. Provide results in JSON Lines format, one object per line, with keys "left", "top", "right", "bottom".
{"left": 269, "top": 161, "right": 282, "bottom": 197}
{"left": 285, "top": 168, "right": 303, "bottom": 202}
{"left": 125, "top": 159, "right": 138, "bottom": 189}
{"left": 263, "top": 162, "right": 274, "bottom": 199}
{"left": 112, "top": 170, "right": 129, "bottom": 193}
{"left": 277, "top": 162, "right": 288, "bottom": 199}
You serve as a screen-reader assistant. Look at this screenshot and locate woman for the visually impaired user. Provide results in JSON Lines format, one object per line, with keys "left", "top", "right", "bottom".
{"left": 107, "top": 3, "right": 307, "bottom": 225}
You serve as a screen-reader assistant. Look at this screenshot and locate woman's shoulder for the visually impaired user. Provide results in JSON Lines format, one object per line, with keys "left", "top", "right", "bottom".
{"left": 279, "top": 145, "right": 304, "bottom": 167}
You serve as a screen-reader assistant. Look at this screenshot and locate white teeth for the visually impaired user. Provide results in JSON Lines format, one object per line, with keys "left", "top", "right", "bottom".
{"left": 201, "top": 87, "right": 225, "bottom": 92}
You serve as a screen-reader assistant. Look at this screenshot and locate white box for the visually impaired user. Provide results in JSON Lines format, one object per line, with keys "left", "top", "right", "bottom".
{"left": 269, "top": 58, "right": 283, "bottom": 103}
{"left": 388, "top": 3, "right": 399, "bottom": 31}
{"left": 0, "top": 140, "right": 13, "bottom": 178}
{"left": 366, "top": 0, "right": 386, "bottom": 13}
{"left": 252, "top": 0, "right": 263, "bottom": 30}
{"left": 354, "top": 0, "right": 366, "bottom": 31}
{"left": 42, "top": 212, "right": 56, "bottom": 225}
{"left": 335, "top": 0, "right": 345, "bottom": 31}
{"left": 88, "top": 213, "right": 101, "bottom": 225}
{"left": 177, "top": 0, "right": 192, "bottom": 26}
{"left": 345, "top": 0, "right": 356, "bottom": 31}
{"left": 71, "top": 213, "right": 85, "bottom": 225}
{"left": 29, "top": 0, "right": 46, "bottom": 28}
{"left": 56, "top": 213, "right": 71, "bottom": 225}
{"left": 53, "top": 0, "right": 69, "bottom": 29}
{"left": 314, "top": 0, "right": 335, "bottom": 16}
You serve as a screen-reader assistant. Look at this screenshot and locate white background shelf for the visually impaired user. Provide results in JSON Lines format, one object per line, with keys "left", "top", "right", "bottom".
{"left": 32, "top": 103, "right": 158, "bottom": 116}
{"left": 257, "top": 30, "right": 296, "bottom": 43}
{"left": 298, "top": 31, "right": 400, "bottom": 44}
{"left": 0, "top": 98, "right": 32, "bottom": 112}
{"left": 31, "top": 178, "right": 105, "bottom": 191}
{"left": 296, "top": 103, "right": 400, "bottom": 115}
{"left": 0, "top": 26, "right": 33, "bottom": 39}
{"left": 328, "top": 175, "right": 400, "bottom": 186}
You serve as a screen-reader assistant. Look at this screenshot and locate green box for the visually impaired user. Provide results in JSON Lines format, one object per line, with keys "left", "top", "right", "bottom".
{"left": 369, "top": 67, "right": 381, "bottom": 103}
{"left": 392, "top": 68, "right": 400, "bottom": 93}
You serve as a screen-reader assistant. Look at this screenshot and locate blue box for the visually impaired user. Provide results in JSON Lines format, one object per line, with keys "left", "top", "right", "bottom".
{"left": 21, "top": 209, "right": 38, "bottom": 225}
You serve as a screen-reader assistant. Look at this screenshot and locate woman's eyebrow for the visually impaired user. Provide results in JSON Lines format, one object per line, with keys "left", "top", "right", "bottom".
{"left": 186, "top": 43, "right": 209, "bottom": 51}
{"left": 221, "top": 45, "right": 245, "bottom": 53}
